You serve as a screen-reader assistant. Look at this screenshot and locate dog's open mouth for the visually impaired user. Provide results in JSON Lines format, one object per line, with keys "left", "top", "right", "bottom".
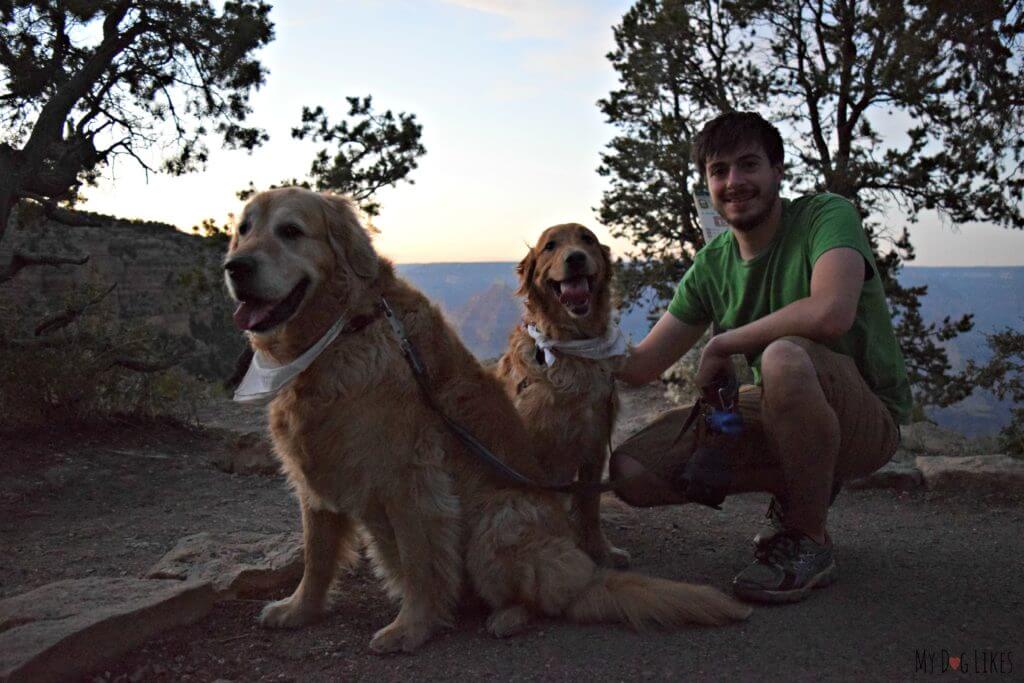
{"left": 550, "top": 275, "right": 593, "bottom": 316}
{"left": 232, "top": 278, "right": 310, "bottom": 332}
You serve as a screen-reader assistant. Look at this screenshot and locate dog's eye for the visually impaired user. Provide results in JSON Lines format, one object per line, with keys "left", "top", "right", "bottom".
{"left": 238, "top": 221, "right": 250, "bottom": 236}
{"left": 278, "top": 224, "right": 304, "bottom": 241}
{"left": 581, "top": 234, "right": 596, "bottom": 245}
{"left": 543, "top": 240, "right": 557, "bottom": 252}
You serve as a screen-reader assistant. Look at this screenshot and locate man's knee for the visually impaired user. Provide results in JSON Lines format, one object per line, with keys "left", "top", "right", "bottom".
{"left": 761, "top": 337, "right": 818, "bottom": 401}
{"left": 761, "top": 335, "right": 823, "bottom": 411}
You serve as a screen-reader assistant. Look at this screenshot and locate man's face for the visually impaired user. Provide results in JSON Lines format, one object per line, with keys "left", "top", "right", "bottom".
{"left": 704, "top": 144, "right": 783, "bottom": 233}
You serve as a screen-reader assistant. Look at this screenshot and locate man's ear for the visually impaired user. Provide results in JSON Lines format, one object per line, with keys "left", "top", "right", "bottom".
{"left": 515, "top": 248, "right": 537, "bottom": 298}
{"left": 319, "top": 193, "right": 379, "bottom": 279}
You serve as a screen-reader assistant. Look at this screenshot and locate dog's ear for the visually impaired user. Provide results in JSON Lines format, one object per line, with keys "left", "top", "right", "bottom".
{"left": 319, "top": 193, "right": 379, "bottom": 280}
{"left": 515, "top": 247, "right": 538, "bottom": 298}
{"left": 600, "top": 243, "right": 613, "bottom": 286}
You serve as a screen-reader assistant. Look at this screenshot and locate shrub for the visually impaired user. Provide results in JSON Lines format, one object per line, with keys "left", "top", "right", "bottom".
{"left": 0, "top": 284, "right": 212, "bottom": 433}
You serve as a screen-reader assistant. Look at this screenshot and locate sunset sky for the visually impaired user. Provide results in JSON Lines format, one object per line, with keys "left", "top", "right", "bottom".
{"left": 79, "top": 0, "right": 1024, "bottom": 266}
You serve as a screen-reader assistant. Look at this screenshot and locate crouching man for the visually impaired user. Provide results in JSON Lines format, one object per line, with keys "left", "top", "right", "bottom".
{"left": 612, "top": 111, "right": 912, "bottom": 604}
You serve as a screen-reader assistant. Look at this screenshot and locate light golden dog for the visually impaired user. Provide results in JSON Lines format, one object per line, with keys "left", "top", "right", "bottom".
{"left": 224, "top": 188, "right": 750, "bottom": 653}
{"left": 496, "top": 224, "right": 630, "bottom": 568}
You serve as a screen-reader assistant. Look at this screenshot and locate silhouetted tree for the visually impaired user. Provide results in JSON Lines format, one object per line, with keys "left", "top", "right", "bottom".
{"left": 0, "top": 1, "right": 274, "bottom": 257}
{"left": 968, "top": 325, "right": 1024, "bottom": 454}
{"left": 238, "top": 96, "right": 426, "bottom": 217}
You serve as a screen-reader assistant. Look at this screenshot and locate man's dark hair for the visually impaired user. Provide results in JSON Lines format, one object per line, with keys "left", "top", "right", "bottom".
{"left": 692, "top": 111, "right": 784, "bottom": 171}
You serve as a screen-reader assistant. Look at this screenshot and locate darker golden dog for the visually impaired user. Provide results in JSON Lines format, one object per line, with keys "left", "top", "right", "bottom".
{"left": 224, "top": 188, "right": 750, "bottom": 653}
{"left": 496, "top": 223, "right": 629, "bottom": 567}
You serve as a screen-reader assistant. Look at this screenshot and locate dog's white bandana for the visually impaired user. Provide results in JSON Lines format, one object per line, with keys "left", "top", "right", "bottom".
{"left": 233, "top": 315, "right": 349, "bottom": 406}
{"left": 525, "top": 322, "right": 628, "bottom": 367}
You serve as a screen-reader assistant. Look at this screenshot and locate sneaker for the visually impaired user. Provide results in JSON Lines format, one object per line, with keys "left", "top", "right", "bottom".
{"left": 751, "top": 480, "right": 844, "bottom": 548}
{"left": 732, "top": 529, "right": 837, "bottom": 603}
{"left": 751, "top": 496, "right": 786, "bottom": 548}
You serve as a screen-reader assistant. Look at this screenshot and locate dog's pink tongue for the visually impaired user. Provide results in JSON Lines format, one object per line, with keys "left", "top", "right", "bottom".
{"left": 559, "top": 277, "right": 590, "bottom": 305}
{"left": 233, "top": 300, "right": 275, "bottom": 331}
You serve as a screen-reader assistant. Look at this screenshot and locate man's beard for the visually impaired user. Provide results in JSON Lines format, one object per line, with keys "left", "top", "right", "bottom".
{"left": 719, "top": 183, "right": 779, "bottom": 233}
{"left": 729, "top": 201, "right": 773, "bottom": 233}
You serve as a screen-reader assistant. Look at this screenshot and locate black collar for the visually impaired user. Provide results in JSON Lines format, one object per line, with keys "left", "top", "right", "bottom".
{"left": 343, "top": 301, "right": 386, "bottom": 334}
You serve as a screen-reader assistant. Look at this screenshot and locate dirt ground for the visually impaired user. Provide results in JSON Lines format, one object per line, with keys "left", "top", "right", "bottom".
{"left": 1, "top": 388, "right": 1021, "bottom": 682}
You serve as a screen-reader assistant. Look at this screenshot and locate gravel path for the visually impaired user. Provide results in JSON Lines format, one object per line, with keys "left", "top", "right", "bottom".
{"left": 2, "top": 389, "right": 1020, "bottom": 681}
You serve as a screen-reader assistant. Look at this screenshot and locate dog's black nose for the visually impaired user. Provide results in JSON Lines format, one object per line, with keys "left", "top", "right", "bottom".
{"left": 224, "top": 255, "right": 257, "bottom": 281}
{"left": 565, "top": 251, "right": 587, "bottom": 271}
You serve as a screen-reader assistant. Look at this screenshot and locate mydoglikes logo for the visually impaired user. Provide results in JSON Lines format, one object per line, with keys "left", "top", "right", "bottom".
{"left": 915, "top": 649, "right": 1014, "bottom": 674}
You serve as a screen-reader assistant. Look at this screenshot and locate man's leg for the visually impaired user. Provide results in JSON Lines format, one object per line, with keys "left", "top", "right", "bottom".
{"left": 758, "top": 337, "right": 840, "bottom": 544}
{"left": 732, "top": 336, "right": 900, "bottom": 603}
{"left": 611, "top": 337, "right": 899, "bottom": 603}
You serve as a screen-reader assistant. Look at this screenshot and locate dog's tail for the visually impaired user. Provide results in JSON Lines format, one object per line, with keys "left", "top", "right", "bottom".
{"left": 566, "top": 569, "right": 752, "bottom": 628}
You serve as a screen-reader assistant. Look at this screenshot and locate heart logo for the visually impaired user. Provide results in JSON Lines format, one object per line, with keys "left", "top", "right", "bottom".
{"left": 949, "top": 656, "right": 961, "bottom": 670}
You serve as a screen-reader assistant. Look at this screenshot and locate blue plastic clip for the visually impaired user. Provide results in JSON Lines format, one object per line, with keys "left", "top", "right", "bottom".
{"left": 708, "top": 408, "right": 744, "bottom": 436}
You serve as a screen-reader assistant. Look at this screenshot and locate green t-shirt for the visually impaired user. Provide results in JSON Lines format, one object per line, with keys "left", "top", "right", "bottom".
{"left": 668, "top": 193, "right": 913, "bottom": 424}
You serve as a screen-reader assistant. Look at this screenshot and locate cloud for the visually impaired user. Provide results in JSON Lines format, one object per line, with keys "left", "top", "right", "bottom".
{"left": 438, "top": 0, "right": 623, "bottom": 92}
{"left": 439, "top": 0, "right": 590, "bottom": 39}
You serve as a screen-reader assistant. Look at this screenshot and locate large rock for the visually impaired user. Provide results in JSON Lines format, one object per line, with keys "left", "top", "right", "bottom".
{"left": 208, "top": 430, "right": 278, "bottom": 475}
{"left": 847, "top": 460, "right": 923, "bottom": 491}
{"left": 0, "top": 577, "right": 215, "bottom": 683}
{"left": 146, "top": 531, "right": 303, "bottom": 597}
{"left": 900, "top": 422, "right": 968, "bottom": 456}
{"left": 196, "top": 399, "right": 276, "bottom": 475}
{"left": 915, "top": 455, "right": 1024, "bottom": 494}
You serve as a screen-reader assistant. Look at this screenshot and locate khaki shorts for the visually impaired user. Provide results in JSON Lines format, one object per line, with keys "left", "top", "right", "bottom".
{"left": 614, "top": 339, "right": 900, "bottom": 487}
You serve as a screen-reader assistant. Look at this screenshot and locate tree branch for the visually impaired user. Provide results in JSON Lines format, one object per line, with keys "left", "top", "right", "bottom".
{"left": 790, "top": 7, "right": 833, "bottom": 181}
{"left": 35, "top": 282, "right": 117, "bottom": 336}
{"left": 108, "top": 357, "right": 182, "bottom": 373}
{"left": 0, "top": 249, "right": 89, "bottom": 285}
{"left": 20, "top": 3, "right": 146, "bottom": 172}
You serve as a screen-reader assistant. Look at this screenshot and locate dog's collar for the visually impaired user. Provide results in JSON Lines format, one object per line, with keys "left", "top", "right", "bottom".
{"left": 231, "top": 303, "right": 385, "bottom": 405}
{"left": 524, "top": 321, "right": 628, "bottom": 367}
{"left": 343, "top": 303, "right": 386, "bottom": 334}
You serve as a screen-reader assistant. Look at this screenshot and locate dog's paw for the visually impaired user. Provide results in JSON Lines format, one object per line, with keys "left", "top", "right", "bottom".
{"left": 486, "top": 605, "right": 531, "bottom": 638}
{"left": 369, "top": 619, "right": 435, "bottom": 654}
{"left": 258, "top": 595, "right": 323, "bottom": 629}
{"left": 584, "top": 542, "right": 632, "bottom": 569}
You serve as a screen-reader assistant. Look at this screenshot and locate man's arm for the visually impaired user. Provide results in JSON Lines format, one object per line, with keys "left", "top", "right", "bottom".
{"left": 694, "top": 247, "right": 865, "bottom": 387}
{"left": 617, "top": 312, "right": 709, "bottom": 386}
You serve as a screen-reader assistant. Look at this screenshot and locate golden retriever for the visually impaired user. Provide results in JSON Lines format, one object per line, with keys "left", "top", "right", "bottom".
{"left": 223, "top": 188, "right": 750, "bottom": 653}
{"left": 496, "top": 223, "right": 629, "bottom": 568}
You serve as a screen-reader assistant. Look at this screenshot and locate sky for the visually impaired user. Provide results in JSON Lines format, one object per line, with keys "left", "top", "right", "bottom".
{"left": 79, "top": 0, "right": 1024, "bottom": 266}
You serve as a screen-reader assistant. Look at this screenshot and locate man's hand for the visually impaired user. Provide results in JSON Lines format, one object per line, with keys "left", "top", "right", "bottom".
{"left": 694, "top": 334, "right": 734, "bottom": 399}
{"left": 616, "top": 314, "right": 708, "bottom": 386}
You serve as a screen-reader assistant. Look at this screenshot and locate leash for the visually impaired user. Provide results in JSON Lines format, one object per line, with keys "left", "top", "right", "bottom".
{"left": 381, "top": 296, "right": 628, "bottom": 495}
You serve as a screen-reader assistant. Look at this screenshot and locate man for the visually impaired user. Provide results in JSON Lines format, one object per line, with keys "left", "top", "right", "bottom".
{"left": 611, "top": 111, "right": 912, "bottom": 604}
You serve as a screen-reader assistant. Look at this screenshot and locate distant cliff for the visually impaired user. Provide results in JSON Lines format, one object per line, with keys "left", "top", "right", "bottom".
{"left": 449, "top": 282, "right": 524, "bottom": 360}
{"left": 1, "top": 207, "right": 239, "bottom": 379}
